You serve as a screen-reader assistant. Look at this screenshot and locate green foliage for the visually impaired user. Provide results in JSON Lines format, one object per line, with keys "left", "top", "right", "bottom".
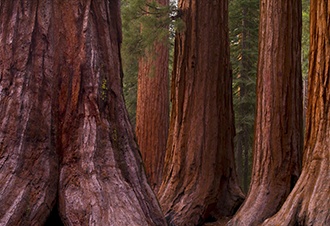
{"left": 229, "top": 0, "right": 259, "bottom": 192}
{"left": 121, "top": 0, "right": 180, "bottom": 126}
{"left": 302, "top": 0, "right": 310, "bottom": 79}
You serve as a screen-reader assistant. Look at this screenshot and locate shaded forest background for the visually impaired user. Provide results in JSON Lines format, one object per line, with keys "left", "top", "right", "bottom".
{"left": 121, "top": 0, "right": 311, "bottom": 192}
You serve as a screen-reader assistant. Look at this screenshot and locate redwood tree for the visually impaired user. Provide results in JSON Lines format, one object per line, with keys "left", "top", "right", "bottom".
{"left": 157, "top": 0, "right": 244, "bottom": 225}
{"left": 228, "top": 0, "right": 303, "bottom": 225}
{"left": 262, "top": 0, "right": 329, "bottom": 225}
{"left": 135, "top": 0, "right": 170, "bottom": 192}
{"left": 0, "top": 1, "right": 58, "bottom": 225}
{"left": 0, "top": 1, "right": 166, "bottom": 225}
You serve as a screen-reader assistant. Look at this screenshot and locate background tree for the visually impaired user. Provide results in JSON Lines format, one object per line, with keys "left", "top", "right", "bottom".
{"left": 0, "top": 1, "right": 167, "bottom": 225}
{"left": 157, "top": 0, "right": 244, "bottom": 225}
{"left": 121, "top": 0, "right": 178, "bottom": 127}
{"left": 302, "top": 0, "right": 310, "bottom": 129}
{"left": 229, "top": 0, "right": 303, "bottom": 225}
{"left": 229, "top": 0, "right": 259, "bottom": 193}
{"left": 135, "top": 0, "right": 170, "bottom": 192}
{"left": 262, "top": 0, "right": 329, "bottom": 224}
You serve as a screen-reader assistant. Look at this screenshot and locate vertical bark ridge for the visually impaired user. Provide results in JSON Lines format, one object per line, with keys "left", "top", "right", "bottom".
{"left": 53, "top": 1, "right": 166, "bottom": 225}
{"left": 0, "top": 1, "right": 58, "bottom": 225}
{"left": 158, "top": 0, "right": 244, "bottom": 225}
{"left": 135, "top": 0, "right": 170, "bottom": 192}
{"left": 262, "top": 1, "right": 329, "bottom": 224}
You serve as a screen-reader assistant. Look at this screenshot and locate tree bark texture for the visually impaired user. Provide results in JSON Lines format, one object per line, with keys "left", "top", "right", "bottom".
{"left": 228, "top": 1, "right": 303, "bottom": 225}
{"left": 262, "top": 1, "right": 330, "bottom": 225}
{"left": 0, "top": 1, "right": 58, "bottom": 225}
{"left": 1, "top": 1, "right": 167, "bottom": 225}
{"left": 157, "top": 1, "right": 244, "bottom": 225}
{"left": 136, "top": 0, "right": 170, "bottom": 193}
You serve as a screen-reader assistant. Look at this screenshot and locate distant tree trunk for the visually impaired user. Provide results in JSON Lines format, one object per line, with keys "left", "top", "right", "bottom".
{"left": 243, "top": 146, "right": 249, "bottom": 193}
{"left": 228, "top": 0, "right": 303, "bottom": 225}
{"left": 262, "top": 1, "right": 330, "bottom": 225}
{"left": 235, "top": 140, "right": 244, "bottom": 190}
{"left": 136, "top": 0, "right": 170, "bottom": 193}
{"left": 0, "top": 2, "right": 58, "bottom": 225}
{"left": 0, "top": 1, "right": 166, "bottom": 225}
{"left": 157, "top": 0, "right": 244, "bottom": 225}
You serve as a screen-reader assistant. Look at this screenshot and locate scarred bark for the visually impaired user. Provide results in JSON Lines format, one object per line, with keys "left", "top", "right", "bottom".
{"left": 0, "top": 1, "right": 58, "bottom": 225}
{"left": 262, "top": 1, "right": 330, "bottom": 225}
{"left": 136, "top": 0, "right": 170, "bottom": 192}
{"left": 228, "top": 1, "right": 303, "bottom": 225}
{"left": 157, "top": 1, "right": 244, "bottom": 225}
{"left": 1, "top": 0, "right": 167, "bottom": 225}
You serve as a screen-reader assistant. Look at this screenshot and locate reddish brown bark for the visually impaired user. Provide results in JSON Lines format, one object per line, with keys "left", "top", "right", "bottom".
{"left": 0, "top": 1, "right": 167, "bottom": 225}
{"left": 53, "top": 1, "right": 166, "bottom": 225}
{"left": 135, "top": 0, "right": 170, "bottom": 192}
{"left": 262, "top": 1, "right": 330, "bottom": 225}
{"left": 157, "top": 0, "right": 244, "bottom": 225}
{"left": 0, "top": 1, "right": 58, "bottom": 225}
{"left": 228, "top": 1, "right": 303, "bottom": 225}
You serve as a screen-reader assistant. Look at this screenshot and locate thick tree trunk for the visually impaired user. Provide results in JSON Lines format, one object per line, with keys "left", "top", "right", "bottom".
{"left": 53, "top": 1, "right": 166, "bottom": 225}
{"left": 0, "top": 2, "right": 58, "bottom": 225}
{"left": 157, "top": 1, "right": 244, "bottom": 225}
{"left": 228, "top": 1, "right": 303, "bottom": 225}
{"left": 135, "top": 0, "right": 169, "bottom": 192}
{"left": 262, "top": 1, "right": 330, "bottom": 225}
{"left": 1, "top": 1, "right": 167, "bottom": 225}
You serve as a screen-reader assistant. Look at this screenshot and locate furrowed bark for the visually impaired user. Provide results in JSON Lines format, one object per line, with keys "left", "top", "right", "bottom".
{"left": 53, "top": 1, "right": 166, "bottom": 225}
{"left": 0, "top": 1, "right": 58, "bottom": 225}
{"left": 136, "top": 0, "right": 170, "bottom": 193}
{"left": 228, "top": 1, "right": 303, "bottom": 225}
{"left": 1, "top": 1, "right": 167, "bottom": 225}
{"left": 262, "top": 1, "right": 330, "bottom": 225}
{"left": 158, "top": 0, "right": 244, "bottom": 225}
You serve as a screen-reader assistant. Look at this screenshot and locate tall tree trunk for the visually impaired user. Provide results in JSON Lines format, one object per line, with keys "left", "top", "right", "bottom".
{"left": 0, "top": 2, "right": 58, "bottom": 225}
{"left": 228, "top": 1, "right": 303, "bottom": 225}
{"left": 157, "top": 1, "right": 244, "bottom": 225}
{"left": 136, "top": 0, "right": 170, "bottom": 192}
{"left": 1, "top": 1, "right": 167, "bottom": 225}
{"left": 53, "top": 1, "right": 166, "bottom": 225}
{"left": 262, "top": 1, "right": 330, "bottom": 225}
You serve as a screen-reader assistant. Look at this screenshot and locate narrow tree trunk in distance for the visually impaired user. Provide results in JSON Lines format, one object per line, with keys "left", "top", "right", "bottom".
{"left": 0, "top": 1, "right": 58, "bottom": 225}
{"left": 136, "top": 0, "right": 169, "bottom": 192}
{"left": 158, "top": 0, "right": 244, "bottom": 225}
{"left": 53, "top": 1, "right": 166, "bottom": 225}
{"left": 229, "top": 0, "right": 303, "bottom": 225}
{"left": 235, "top": 140, "right": 243, "bottom": 190}
{"left": 243, "top": 147, "right": 249, "bottom": 192}
{"left": 263, "top": 1, "right": 330, "bottom": 224}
